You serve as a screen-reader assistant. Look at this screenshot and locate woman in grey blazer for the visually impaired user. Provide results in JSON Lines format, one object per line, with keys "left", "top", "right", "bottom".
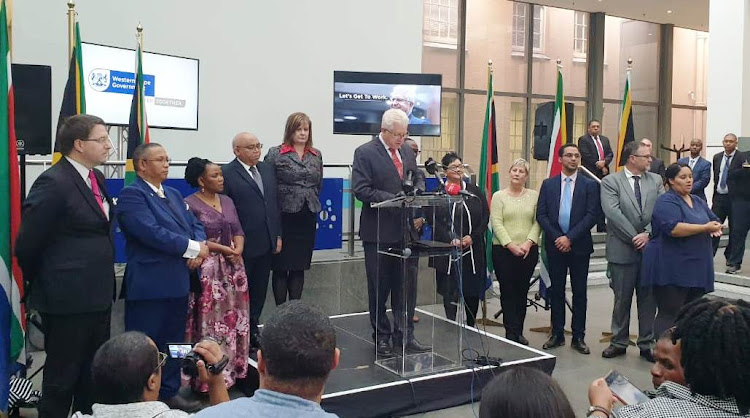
{"left": 264, "top": 112, "right": 323, "bottom": 305}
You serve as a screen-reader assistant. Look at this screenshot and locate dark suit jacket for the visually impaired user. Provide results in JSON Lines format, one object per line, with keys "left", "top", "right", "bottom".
{"left": 578, "top": 134, "right": 613, "bottom": 179}
{"left": 352, "top": 137, "right": 424, "bottom": 244}
{"left": 116, "top": 177, "right": 206, "bottom": 301}
{"left": 713, "top": 150, "right": 747, "bottom": 196}
{"left": 222, "top": 159, "right": 281, "bottom": 258}
{"left": 15, "top": 157, "right": 115, "bottom": 314}
{"left": 536, "top": 173, "right": 600, "bottom": 256}
{"left": 650, "top": 157, "right": 666, "bottom": 179}
{"left": 677, "top": 156, "right": 711, "bottom": 201}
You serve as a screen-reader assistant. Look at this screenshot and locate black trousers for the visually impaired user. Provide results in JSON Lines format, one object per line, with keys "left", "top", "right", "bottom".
{"left": 435, "top": 270, "right": 480, "bottom": 327}
{"left": 728, "top": 199, "right": 750, "bottom": 267}
{"left": 493, "top": 245, "right": 539, "bottom": 338}
{"left": 39, "top": 309, "right": 111, "bottom": 418}
{"left": 125, "top": 297, "right": 188, "bottom": 400}
{"left": 712, "top": 193, "right": 733, "bottom": 257}
{"left": 363, "top": 242, "right": 417, "bottom": 343}
{"left": 547, "top": 251, "right": 590, "bottom": 340}
{"left": 653, "top": 285, "right": 705, "bottom": 337}
{"left": 243, "top": 251, "right": 272, "bottom": 336}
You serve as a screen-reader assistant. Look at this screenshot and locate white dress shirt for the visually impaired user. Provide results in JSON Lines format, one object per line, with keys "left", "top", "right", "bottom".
{"left": 560, "top": 171, "right": 577, "bottom": 204}
{"left": 623, "top": 167, "right": 642, "bottom": 194}
{"left": 717, "top": 150, "right": 736, "bottom": 195}
{"left": 378, "top": 134, "right": 402, "bottom": 162}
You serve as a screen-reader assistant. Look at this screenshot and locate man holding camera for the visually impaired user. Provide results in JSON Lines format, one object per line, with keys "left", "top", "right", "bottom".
{"left": 72, "top": 332, "right": 229, "bottom": 417}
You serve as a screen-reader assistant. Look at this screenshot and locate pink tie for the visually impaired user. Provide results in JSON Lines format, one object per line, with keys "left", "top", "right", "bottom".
{"left": 594, "top": 136, "right": 604, "bottom": 160}
{"left": 389, "top": 148, "right": 403, "bottom": 179}
{"left": 88, "top": 170, "right": 106, "bottom": 215}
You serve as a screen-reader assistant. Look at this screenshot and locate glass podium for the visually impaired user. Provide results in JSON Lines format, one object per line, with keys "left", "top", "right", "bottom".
{"left": 371, "top": 193, "right": 467, "bottom": 377}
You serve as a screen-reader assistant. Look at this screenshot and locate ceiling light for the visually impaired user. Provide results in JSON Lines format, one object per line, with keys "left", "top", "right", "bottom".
{"left": 667, "top": 10, "right": 673, "bottom": 14}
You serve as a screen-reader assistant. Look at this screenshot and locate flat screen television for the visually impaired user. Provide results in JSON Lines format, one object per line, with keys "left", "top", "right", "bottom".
{"left": 81, "top": 42, "right": 199, "bottom": 130}
{"left": 333, "top": 71, "right": 441, "bottom": 136}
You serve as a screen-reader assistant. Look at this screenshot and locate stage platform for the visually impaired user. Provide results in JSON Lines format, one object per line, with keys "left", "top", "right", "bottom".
{"left": 250, "top": 309, "right": 556, "bottom": 418}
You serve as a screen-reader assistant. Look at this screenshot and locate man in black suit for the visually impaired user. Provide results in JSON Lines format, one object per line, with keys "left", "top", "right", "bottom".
{"left": 640, "top": 138, "right": 666, "bottom": 180}
{"left": 712, "top": 133, "right": 747, "bottom": 273}
{"left": 352, "top": 109, "right": 426, "bottom": 356}
{"left": 536, "top": 143, "right": 600, "bottom": 355}
{"left": 223, "top": 132, "right": 281, "bottom": 347}
{"left": 578, "top": 119, "right": 612, "bottom": 232}
{"left": 16, "top": 114, "right": 115, "bottom": 417}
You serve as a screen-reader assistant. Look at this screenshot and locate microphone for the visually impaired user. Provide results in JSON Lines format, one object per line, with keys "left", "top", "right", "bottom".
{"left": 445, "top": 182, "right": 477, "bottom": 198}
{"left": 403, "top": 169, "right": 414, "bottom": 194}
{"left": 425, "top": 157, "right": 447, "bottom": 188}
{"left": 387, "top": 247, "right": 412, "bottom": 257}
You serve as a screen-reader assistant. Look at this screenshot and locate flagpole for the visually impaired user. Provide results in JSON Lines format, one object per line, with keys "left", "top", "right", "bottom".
{"left": 67, "top": 0, "right": 75, "bottom": 59}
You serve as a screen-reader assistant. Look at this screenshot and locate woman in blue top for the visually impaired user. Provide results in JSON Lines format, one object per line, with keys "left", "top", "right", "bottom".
{"left": 642, "top": 163, "right": 723, "bottom": 337}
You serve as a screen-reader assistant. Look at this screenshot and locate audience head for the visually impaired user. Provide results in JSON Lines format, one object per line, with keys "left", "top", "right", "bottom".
{"left": 672, "top": 297, "right": 750, "bottom": 412}
{"left": 232, "top": 132, "right": 262, "bottom": 167}
{"left": 57, "top": 114, "right": 111, "bottom": 168}
{"left": 185, "top": 157, "right": 223, "bottom": 193}
{"left": 723, "top": 133, "right": 738, "bottom": 154}
{"left": 651, "top": 328, "right": 685, "bottom": 389}
{"left": 623, "top": 141, "right": 652, "bottom": 174}
{"left": 586, "top": 119, "right": 601, "bottom": 137}
{"left": 689, "top": 138, "right": 703, "bottom": 158}
{"left": 133, "top": 143, "right": 169, "bottom": 184}
{"left": 479, "top": 367, "right": 575, "bottom": 418}
{"left": 508, "top": 158, "right": 529, "bottom": 187}
{"left": 283, "top": 112, "right": 313, "bottom": 148}
{"left": 380, "top": 109, "right": 409, "bottom": 150}
{"left": 258, "top": 301, "right": 339, "bottom": 402}
{"left": 91, "top": 331, "right": 165, "bottom": 405}
{"left": 664, "top": 163, "right": 692, "bottom": 195}
{"left": 639, "top": 138, "right": 655, "bottom": 154}
{"left": 558, "top": 143, "right": 580, "bottom": 175}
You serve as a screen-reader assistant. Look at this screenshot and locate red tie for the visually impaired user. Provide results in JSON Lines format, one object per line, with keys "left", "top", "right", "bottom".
{"left": 389, "top": 148, "right": 403, "bottom": 179}
{"left": 594, "top": 136, "right": 604, "bottom": 160}
{"left": 88, "top": 170, "right": 106, "bottom": 215}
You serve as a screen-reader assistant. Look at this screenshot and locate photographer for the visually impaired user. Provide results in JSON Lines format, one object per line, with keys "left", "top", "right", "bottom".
{"left": 73, "top": 331, "right": 229, "bottom": 417}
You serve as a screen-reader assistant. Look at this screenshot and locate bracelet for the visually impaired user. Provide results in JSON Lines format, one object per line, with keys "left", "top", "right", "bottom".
{"left": 586, "top": 405, "right": 610, "bottom": 417}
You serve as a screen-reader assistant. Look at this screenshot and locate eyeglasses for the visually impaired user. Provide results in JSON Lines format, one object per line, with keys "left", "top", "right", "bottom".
{"left": 82, "top": 135, "right": 112, "bottom": 145}
{"left": 385, "top": 128, "right": 408, "bottom": 139}
{"left": 561, "top": 153, "right": 581, "bottom": 159}
{"left": 633, "top": 154, "right": 653, "bottom": 160}
{"left": 145, "top": 157, "right": 172, "bottom": 164}
{"left": 446, "top": 164, "right": 464, "bottom": 172}
{"left": 391, "top": 97, "right": 414, "bottom": 105}
{"left": 238, "top": 144, "right": 263, "bottom": 151}
{"left": 153, "top": 351, "right": 168, "bottom": 374}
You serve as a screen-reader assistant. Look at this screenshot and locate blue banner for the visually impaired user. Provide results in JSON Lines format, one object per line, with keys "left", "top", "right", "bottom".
{"left": 107, "top": 178, "right": 343, "bottom": 263}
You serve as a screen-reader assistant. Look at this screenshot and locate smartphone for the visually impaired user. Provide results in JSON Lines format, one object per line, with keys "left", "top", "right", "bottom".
{"left": 605, "top": 369, "right": 650, "bottom": 405}
{"left": 166, "top": 343, "right": 193, "bottom": 359}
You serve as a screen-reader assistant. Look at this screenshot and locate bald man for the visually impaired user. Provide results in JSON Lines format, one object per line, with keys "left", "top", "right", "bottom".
{"left": 222, "top": 133, "right": 281, "bottom": 348}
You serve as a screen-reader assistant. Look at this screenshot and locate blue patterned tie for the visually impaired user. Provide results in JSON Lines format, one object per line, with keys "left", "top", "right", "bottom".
{"left": 633, "top": 175, "right": 642, "bottom": 211}
{"left": 719, "top": 154, "right": 731, "bottom": 190}
{"left": 559, "top": 177, "right": 572, "bottom": 234}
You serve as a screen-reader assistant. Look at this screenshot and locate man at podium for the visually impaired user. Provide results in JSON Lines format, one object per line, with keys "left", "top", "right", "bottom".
{"left": 352, "top": 108, "right": 427, "bottom": 357}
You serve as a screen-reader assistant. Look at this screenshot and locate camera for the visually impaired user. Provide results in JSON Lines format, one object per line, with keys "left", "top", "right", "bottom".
{"left": 168, "top": 337, "right": 228, "bottom": 377}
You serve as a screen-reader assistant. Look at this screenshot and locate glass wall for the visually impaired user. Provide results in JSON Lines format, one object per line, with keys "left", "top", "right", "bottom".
{"left": 531, "top": 6, "right": 587, "bottom": 98}
{"left": 671, "top": 27, "right": 708, "bottom": 161}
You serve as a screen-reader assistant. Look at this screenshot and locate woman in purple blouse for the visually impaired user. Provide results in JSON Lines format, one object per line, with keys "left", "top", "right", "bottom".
{"left": 183, "top": 157, "right": 250, "bottom": 391}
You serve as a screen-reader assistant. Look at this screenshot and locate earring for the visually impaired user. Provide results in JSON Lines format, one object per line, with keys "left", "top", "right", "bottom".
{"left": 200, "top": 187, "right": 205, "bottom": 193}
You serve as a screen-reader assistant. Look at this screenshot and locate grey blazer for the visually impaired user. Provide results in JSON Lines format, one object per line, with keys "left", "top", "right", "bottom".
{"left": 264, "top": 145, "right": 323, "bottom": 214}
{"left": 600, "top": 170, "right": 665, "bottom": 264}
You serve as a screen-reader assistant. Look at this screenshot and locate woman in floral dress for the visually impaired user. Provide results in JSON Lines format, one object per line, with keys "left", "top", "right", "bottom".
{"left": 183, "top": 157, "right": 250, "bottom": 391}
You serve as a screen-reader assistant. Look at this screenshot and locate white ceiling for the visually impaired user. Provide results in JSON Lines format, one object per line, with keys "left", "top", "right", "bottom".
{"left": 526, "top": 0, "right": 709, "bottom": 31}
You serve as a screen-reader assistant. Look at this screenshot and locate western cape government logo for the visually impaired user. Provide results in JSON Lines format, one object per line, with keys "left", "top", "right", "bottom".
{"left": 89, "top": 68, "right": 111, "bottom": 92}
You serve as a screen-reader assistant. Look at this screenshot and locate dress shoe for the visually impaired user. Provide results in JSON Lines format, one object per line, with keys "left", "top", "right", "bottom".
{"left": 571, "top": 338, "right": 590, "bottom": 354}
{"left": 376, "top": 340, "right": 394, "bottom": 357}
{"left": 517, "top": 335, "right": 529, "bottom": 346}
{"left": 601, "top": 345, "right": 627, "bottom": 358}
{"left": 396, "top": 339, "right": 432, "bottom": 354}
{"left": 506, "top": 334, "right": 529, "bottom": 346}
{"left": 162, "top": 395, "right": 203, "bottom": 413}
{"left": 727, "top": 265, "right": 741, "bottom": 274}
{"left": 542, "top": 334, "right": 565, "bottom": 350}
{"left": 640, "top": 348, "right": 656, "bottom": 363}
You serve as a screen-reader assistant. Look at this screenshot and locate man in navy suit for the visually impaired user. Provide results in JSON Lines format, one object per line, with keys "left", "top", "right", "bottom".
{"left": 222, "top": 132, "right": 281, "bottom": 348}
{"left": 353, "top": 109, "right": 427, "bottom": 357}
{"left": 536, "top": 143, "right": 600, "bottom": 355}
{"left": 117, "top": 143, "right": 208, "bottom": 412}
{"left": 677, "top": 138, "right": 711, "bottom": 201}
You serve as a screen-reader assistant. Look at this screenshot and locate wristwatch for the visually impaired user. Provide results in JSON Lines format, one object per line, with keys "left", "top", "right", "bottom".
{"left": 586, "top": 405, "right": 610, "bottom": 417}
